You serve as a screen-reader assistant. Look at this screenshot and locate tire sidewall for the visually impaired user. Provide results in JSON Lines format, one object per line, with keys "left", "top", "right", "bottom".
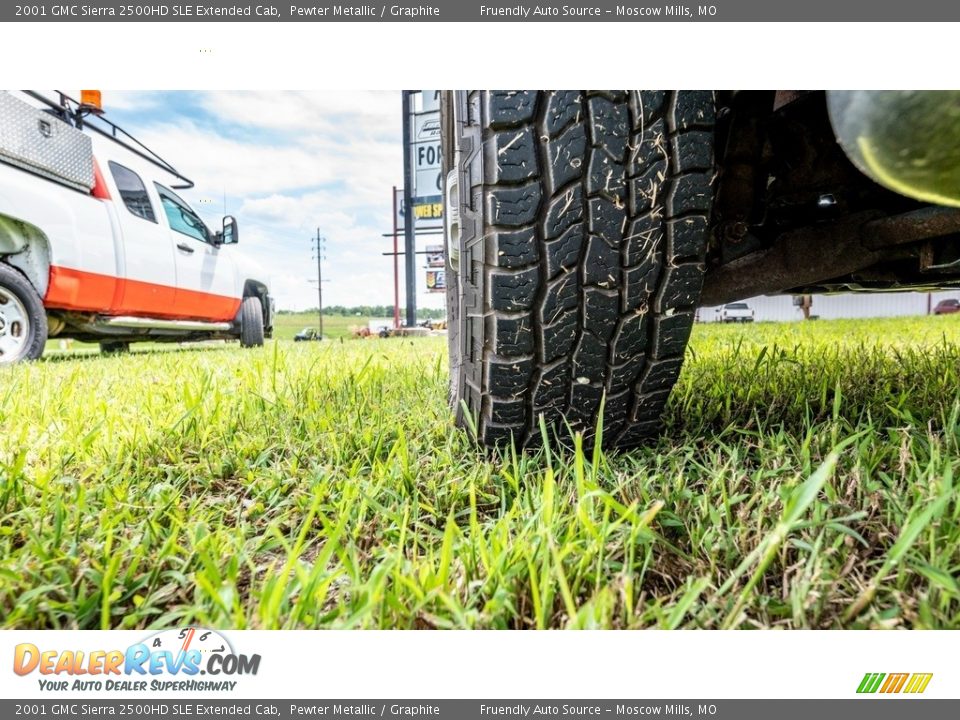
{"left": 441, "top": 90, "right": 463, "bottom": 412}
{"left": 0, "top": 263, "right": 47, "bottom": 363}
{"left": 240, "top": 296, "right": 265, "bottom": 348}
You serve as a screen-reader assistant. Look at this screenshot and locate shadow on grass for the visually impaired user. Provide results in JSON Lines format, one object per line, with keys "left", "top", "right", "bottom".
{"left": 41, "top": 342, "right": 236, "bottom": 365}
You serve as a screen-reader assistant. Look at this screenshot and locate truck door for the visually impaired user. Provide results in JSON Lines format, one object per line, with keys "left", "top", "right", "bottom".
{"left": 153, "top": 183, "right": 241, "bottom": 322}
{"left": 106, "top": 161, "right": 177, "bottom": 316}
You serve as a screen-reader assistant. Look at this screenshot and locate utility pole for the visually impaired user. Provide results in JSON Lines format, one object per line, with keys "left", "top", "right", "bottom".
{"left": 311, "top": 230, "right": 326, "bottom": 336}
{"left": 401, "top": 90, "right": 417, "bottom": 327}
{"left": 392, "top": 186, "right": 401, "bottom": 329}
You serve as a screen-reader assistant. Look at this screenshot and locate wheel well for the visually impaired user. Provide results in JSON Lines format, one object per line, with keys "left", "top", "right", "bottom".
{"left": 243, "top": 279, "right": 268, "bottom": 303}
{"left": 243, "top": 279, "right": 272, "bottom": 332}
{"left": 0, "top": 214, "right": 52, "bottom": 297}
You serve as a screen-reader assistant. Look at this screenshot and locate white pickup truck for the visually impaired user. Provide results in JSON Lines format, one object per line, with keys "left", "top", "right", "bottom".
{"left": 0, "top": 90, "right": 273, "bottom": 363}
{"left": 718, "top": 303, "right": 755, "bottom": 323}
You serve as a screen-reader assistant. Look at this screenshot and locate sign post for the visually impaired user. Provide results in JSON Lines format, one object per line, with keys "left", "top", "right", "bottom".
{"left": 392, "top": 185, "right": 401, "bottom": 330}
{"left": 401, "top": 90, "right": 417, "bottom": 327}
{"left": 397, "top": 91, "right": 445, "bottom": 318}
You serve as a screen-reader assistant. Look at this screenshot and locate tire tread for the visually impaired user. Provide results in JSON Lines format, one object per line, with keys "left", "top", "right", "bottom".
{"left": 447, "top": 90, "right": 714, "bottom": 449}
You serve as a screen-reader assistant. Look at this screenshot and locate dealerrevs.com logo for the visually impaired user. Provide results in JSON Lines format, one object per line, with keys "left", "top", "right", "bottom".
{"left": 13, "top": 628, "right": 261, "bottom": 692}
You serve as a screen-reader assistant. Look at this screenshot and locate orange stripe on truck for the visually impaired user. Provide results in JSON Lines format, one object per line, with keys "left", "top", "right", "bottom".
{"left": 45, "top": 266, "right": 241, "bottom": 322}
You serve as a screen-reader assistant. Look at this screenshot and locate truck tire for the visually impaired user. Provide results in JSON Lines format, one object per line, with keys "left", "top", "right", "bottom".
{"left": 443, "top": 91, "right": 715, "bottom": 449}
{"left": 239, "top": 296, "right": 265, "bottom": 348}
{"left": 0, "top": 263, "right": 47, "bottom": 364}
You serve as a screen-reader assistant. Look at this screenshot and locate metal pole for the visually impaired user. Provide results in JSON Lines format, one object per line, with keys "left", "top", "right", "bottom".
{"left": 392, "top": 186, "right": 401, "bottom": 330}
{"left": 401, "top": 90, "right": 417, "bottom": 327}
{"left": 318, "top": 229, "right": 323, "bottom": 338}
{"left": 313, "top": 229, "right": 324, "bottom": 337}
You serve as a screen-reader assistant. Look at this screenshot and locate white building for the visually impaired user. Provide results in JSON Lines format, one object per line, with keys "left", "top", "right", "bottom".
{"left": 699, "top": 290, "right": 960, "bottom": 322}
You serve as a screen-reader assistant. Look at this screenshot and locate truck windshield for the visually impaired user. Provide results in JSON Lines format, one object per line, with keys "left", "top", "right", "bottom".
{"left": 155, "top": 183, "right": 209, "bottom": 243}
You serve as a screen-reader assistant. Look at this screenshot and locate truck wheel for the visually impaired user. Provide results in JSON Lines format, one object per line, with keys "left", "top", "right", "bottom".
{"left": 0, "top": 263, "right": 47, "bottom": 364}
{"left": 442, "top": 91, "right": 715, "bottom": 449}
{"left": 100, "top": 341, "right": 130, "bottom": 355}
{"left": 239, "top": 296, "right": 265, "bottom": 348}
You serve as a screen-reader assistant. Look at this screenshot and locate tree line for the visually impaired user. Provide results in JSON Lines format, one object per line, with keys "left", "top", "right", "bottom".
{"left": 278, "top": 305, "right": 446, "bottom": 319}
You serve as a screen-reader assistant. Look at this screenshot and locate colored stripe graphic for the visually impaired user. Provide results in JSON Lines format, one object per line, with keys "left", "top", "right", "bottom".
{"left": 904, "top": 674, "right": 934, "bottom": 694}
{"left": 857, "top": 672, "right": 932, "bottom": 694}
{"left": 880, "top": 673, "right": 909, "bottom": 693}
{"left": 857, "top": 673, "right": 885, "bottom": 694}
{"left": 45, "top": 265, "right": 241, "bottom": 322}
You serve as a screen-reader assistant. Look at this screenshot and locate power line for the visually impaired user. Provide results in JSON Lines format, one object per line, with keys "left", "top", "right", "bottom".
{"left": 310, "top": 230, "right": 326, "bottom": 337}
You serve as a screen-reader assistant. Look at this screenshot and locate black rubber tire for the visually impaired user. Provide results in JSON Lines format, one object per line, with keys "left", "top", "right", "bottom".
{"left": 239, "top": 296, "right": 265, "bottom": 348}
{"left": 0, "top": 262, "right": 47, "bottom": 363}
{"left": 443, "top": 91, "right": 715, "bottom": 449}
{"left": 99, "top": 341, "right": 130, "bottom": 355}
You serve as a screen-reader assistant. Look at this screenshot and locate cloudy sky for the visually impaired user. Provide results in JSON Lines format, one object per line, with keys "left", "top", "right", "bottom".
{"left": 98, "top": 91, "right": 444, "bottom": 312}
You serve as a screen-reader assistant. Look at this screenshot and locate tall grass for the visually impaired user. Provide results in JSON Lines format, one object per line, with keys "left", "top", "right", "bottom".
{"left": 2, "top": 316, "right": 959, "bottom": 629}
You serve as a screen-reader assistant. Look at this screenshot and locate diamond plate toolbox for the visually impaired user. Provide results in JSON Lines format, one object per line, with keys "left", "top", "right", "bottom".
{"left": 0, "top": 91, "right": 94, "bottom": 192}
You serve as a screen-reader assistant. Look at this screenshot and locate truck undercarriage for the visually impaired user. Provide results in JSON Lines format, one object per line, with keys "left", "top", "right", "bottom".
{"left": 702, "top": 90, "right": 960, "bottom": 306}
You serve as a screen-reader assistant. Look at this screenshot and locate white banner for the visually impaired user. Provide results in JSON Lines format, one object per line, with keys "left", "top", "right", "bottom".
{"left": 1, "top": 630, "right": 955, "bottom": 700}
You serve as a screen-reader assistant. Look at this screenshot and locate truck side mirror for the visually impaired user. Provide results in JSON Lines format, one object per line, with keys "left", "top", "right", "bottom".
{"left": 222, "top": 215, "right": 239, "bottom": 245}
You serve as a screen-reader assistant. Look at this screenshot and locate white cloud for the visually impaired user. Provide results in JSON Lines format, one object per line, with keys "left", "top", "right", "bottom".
{"left": 135, "top": 121, "right": 340, "bottom": 196}
{"left": 196, "top": 91, "right": 400, "bottom": 136}
{"left": 100, "top": 91, "right": 444, "bottom": 312}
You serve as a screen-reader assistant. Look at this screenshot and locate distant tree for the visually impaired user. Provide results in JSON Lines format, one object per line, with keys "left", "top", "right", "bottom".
{"left": 277, "top": 304, "right": 448, "bottom": 319}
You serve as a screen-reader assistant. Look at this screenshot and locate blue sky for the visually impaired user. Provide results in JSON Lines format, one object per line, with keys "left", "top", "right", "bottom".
{"left": 99, "top": 91, "right": 445, "bottom": 312}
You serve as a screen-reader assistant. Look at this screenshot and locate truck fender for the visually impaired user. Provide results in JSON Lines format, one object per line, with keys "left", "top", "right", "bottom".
{"left": 243, "top": 279, "right": 273, "bottom": 333}
{"left": 0, "top": 214, "right": 52, "bottom": 297}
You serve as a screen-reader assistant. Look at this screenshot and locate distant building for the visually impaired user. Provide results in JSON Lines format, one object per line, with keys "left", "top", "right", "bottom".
{"left": 699, "top": 291, "right": 960, "bottom": 322}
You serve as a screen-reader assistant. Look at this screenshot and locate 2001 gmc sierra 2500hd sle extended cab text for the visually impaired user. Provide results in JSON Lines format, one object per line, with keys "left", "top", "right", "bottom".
{"left": 0, "top": 90, "right": 273, "bottom": 363}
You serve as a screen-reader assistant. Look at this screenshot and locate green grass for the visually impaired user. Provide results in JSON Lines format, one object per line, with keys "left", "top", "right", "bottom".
{"left": 3, "top": 315, "right": 960, "bottom": 629}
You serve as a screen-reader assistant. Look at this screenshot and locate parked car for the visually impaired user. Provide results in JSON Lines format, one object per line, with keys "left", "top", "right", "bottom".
{"left": 0, "top": 90, "right": 273, "bottom": 363}
{"left": 441, "top": 90, "right": 960, "bottom": 448}
{"left": 294, "top": 327, "right": 322, "bottom": 341}
{"left": 719, "top": 303, "right": 755, "bottom": 323}
{"left": 933, "top": 299, "right": 960, "bottom": 315}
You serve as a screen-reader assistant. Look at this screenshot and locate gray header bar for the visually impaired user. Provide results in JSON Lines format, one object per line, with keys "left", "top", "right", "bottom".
{"left": 5, "top": 0, "right": 960, "bottom": 21}
{"left": 4, "top": 700, "right": 960, "bottom": 719}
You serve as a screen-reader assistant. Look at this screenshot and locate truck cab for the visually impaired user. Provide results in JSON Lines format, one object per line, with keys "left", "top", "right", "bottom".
{"left": 0, "top": 90, "right": 273, "bottom": 362}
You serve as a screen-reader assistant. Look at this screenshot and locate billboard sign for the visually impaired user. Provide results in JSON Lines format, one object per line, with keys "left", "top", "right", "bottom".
{"left": 420, "top": 89, "right": 441, "bottom": 113}
{"left": 409, "top": 90, "right": 443, "bottom": 214}
{"left": 426, "top": 269, "right": 446, "bottom": 293}
{"left": 395, "top": 189, "right": 443, "bottom": 232}
{"left": 425, "top": 244, "right": 444, "bottom": 268}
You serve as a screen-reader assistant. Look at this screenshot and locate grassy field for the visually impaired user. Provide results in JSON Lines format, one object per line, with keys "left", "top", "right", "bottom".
{"left": 3, "top": 315, "right": 960, "bottom": 629}
{"left": 44, "top": 312, "right": 373, "bottom": 355}
{"left": 271, "top": 312, "right": 386, "bottom": 341}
